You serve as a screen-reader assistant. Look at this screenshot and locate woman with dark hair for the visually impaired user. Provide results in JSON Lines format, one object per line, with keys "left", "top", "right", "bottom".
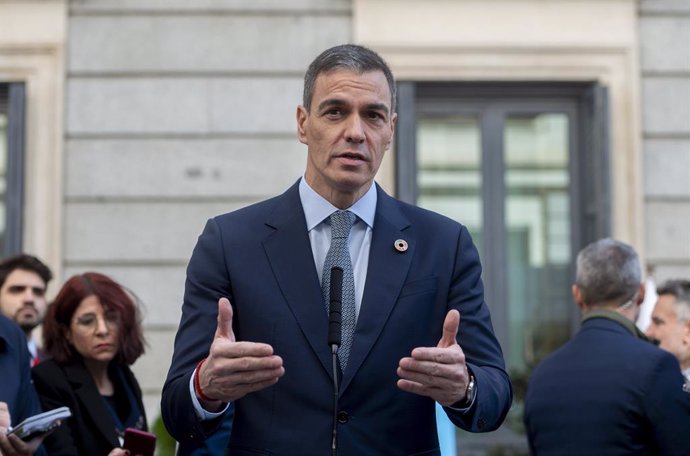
{"left": 32, "top": 272, "right": 148, "bottom": 456}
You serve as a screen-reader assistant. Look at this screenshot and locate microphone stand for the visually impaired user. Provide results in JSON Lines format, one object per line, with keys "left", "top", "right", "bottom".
{"left": 327, "top": 267, "right": 343, "bottom": 456}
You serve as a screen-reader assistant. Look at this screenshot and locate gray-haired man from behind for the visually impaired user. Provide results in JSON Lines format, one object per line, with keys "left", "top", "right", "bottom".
{"left": 524, "top": 238, "right": 690, "bottom": 455}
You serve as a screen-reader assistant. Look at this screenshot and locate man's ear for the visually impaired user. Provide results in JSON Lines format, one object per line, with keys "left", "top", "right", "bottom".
{"left": 634, "top": 283, "right": 646, "bottom": 308}
{"left": 296, "top": 105, "right": 309, "bottom": 145}
{"left": 683, "top": 318, "right": 690, "bottom": 346}
{"left": 386, "top": 112, "right": 398, "bottom": 150}
{"left": 572, "top": 284, "right": 585, "bottom": 310}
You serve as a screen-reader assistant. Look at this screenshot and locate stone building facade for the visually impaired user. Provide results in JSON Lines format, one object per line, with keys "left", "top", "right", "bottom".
{"left": 1, "top": 0, "right": 688, "bottom": 453}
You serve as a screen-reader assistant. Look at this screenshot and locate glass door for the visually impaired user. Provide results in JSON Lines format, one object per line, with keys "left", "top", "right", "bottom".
{"left": 399, "top": 85, "right": 599, "bottom": 454}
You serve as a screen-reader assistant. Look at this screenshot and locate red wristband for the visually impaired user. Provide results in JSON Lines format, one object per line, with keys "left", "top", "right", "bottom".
{"left": 194, "top": 358, "right": 217, "bottom": 402}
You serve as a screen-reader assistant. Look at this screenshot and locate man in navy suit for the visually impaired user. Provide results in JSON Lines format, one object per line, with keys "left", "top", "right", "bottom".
{"left": 0, "top": 314, "right": 47, "bottom": 455}
{"left": 524, "top": 238, "right": 690, "bottom": 455}
{"left": 162, "top": 44, "right": 512, "bottom": 456}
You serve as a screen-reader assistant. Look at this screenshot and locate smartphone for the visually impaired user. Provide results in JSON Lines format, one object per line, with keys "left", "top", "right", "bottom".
{"left": 6, "top": 406, "right": 71, "bottom": 441}
{"left": 122, "top": 428, "right": 156, "bottom": 456}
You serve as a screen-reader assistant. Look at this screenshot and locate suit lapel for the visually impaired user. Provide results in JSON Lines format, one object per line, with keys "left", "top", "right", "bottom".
{"left": 262, "top": 183, "right": 333, "bottom": 377}
{"left": 341, "top": 186, "right": 414, "bottom": 393}
{"left": 64, "top": 362, "right": 120, "bottom": 449}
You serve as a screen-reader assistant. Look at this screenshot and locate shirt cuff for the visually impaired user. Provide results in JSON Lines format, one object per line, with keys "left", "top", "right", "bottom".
{"left": 445, "top": 374, "right": 477, "bottom": 412}
{"left": 189, "top": 367, "right": 230, "bottom": 420}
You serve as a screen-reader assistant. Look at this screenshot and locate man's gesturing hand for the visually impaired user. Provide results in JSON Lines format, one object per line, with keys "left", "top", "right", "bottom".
{"left": 196, "top": 297, "right": 285, "bottom": 409}
{"left": 396, "top": 309, "right": 471, "bottom": 407}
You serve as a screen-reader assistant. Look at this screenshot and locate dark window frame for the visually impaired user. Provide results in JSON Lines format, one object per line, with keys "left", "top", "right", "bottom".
{"left": 395, "top": 81, "right": 611, "bottom": 340}
{"left": 1, "top": 82, "right": 26, "bottom": 256}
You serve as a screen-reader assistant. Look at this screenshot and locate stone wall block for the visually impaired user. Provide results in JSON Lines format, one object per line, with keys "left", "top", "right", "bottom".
{"left": 65, "top": 138, "right": 307, "bottom": 197}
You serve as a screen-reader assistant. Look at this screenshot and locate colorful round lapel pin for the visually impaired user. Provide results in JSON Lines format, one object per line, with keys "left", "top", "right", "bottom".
{"left": 394, "top": 239, "right": 408, "bottom": 252}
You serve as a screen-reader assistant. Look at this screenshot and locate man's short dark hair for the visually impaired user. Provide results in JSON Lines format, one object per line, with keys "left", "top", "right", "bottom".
{"left": 656, "top": 279, "right": 690, "bottom": 322}
{"left": 575, "top": 238, "right": 641, "bottom": 307}
{"left": 0, "top": 254, "right": 53, "bottom": 289}
{"left": 302, "top": 43, "right": 397, "bottom": 113}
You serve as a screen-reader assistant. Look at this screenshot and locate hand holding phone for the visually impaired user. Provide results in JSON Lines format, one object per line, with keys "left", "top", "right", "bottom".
{"left": 6, "top": 406, "right": 70, "bottom": 441}
{"left": 122, "top": 428, "right": 156, "bottom": 456}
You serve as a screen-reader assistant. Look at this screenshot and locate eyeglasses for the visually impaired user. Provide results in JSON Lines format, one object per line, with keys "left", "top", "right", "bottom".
{"left": 72, "top": 310, "right": 120, "bottom": 331}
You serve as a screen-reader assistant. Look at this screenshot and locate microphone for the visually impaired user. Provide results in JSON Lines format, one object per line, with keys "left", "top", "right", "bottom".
{"left": 327, "top": 266, "right": 343, "bottom": 456}
{"left": 328, "top": 267, "right": 343, "bottom": 349}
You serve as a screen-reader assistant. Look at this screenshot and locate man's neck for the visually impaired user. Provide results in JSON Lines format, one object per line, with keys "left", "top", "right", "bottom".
{"left": 681, "top": 357, "right": 690, "bottom": 372}
{"left": 582, "top": 301, "right": 636, "bottom": 321}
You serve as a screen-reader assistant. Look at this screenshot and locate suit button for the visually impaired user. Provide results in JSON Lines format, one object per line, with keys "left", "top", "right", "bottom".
{"left": 337, "top": 411, "right": 349, "bottom": 423}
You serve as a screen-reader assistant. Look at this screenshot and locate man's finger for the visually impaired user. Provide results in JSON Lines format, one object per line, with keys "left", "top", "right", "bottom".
{"left": 437, "top": 309, "right": 460, "bottom": 348}
{"left": 215, "top": 297, "right": 235, "bottom": 342}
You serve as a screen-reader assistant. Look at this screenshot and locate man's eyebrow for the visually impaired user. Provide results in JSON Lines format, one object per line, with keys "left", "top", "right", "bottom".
{"left": 316, "top": 99, "right": 391, "bottom": 114}
{"left": 363, "top": 102, "right": 390, "bottom": 113}
{"left": 8, "top": 285, "right": 28, "bottom": 290}
{"left": 316, "top": 98, "right": 346, "bottom": 112}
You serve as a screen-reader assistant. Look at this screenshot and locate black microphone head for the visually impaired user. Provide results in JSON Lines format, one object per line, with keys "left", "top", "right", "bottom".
{"left": 329, "top": 267, "right": 343, "bottom": 302}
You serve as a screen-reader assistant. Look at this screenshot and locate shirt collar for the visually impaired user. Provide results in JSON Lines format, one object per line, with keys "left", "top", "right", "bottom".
{"left": 27, "top": 337, "right": 38, "bottom": 358}
{"left": 299, "top": 177, "right": 377, "bottom": 231}
{"left": 581, "top": 308, "right": 650, "bottom": 341}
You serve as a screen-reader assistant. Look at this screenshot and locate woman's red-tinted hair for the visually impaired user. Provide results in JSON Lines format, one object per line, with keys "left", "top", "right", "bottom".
{"left": 43, "top": 272, "right": 146, "bottom": 365}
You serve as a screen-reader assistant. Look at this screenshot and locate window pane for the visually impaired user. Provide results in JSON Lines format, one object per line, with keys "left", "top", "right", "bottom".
{"left": 416, "top": 115, "right": 483, "bottom": 252}
{"left": 504, "top": 113, "right": 572, "bottom": 373}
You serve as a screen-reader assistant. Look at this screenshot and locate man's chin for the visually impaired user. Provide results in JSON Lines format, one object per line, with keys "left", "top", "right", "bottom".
{"left": 17, "top": 318, "right": 40, "bottom": 332}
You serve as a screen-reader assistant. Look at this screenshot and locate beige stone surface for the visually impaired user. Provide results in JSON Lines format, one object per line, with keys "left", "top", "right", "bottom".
{"left": 67, "top": 77, "right": 302, "bottom": 134}
{"left": 68, "top": 15, "right": 349, "bottom": 73}
{"left": 642, "top": 78, "right": 690, "bottom": 134}
{"left": 646, "top": 201, "right": 690, "bottom": 260}
{"left": 65, "top": 138, "right": 307, "bottom": 198}
{"left": 643, "top": 139, "right": 690, "bottom": 198}
{"left": 70, "top": 0, "right": 350, "bottom": 13}
{"left": 640, "top": 0, "right": 690, "bottom": 13}
{"left": 64, "top": 201, "right": 253, "bottom": 262}
{"left": 654, "top": 264, "right": 690, "bottom": 284}
{"left": 640, "top": 17, "right": 690, "bottom": 72}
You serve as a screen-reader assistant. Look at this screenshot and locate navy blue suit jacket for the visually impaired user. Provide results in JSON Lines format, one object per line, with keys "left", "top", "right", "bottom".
{"left": 0, "top": 315, "right": 43, "bottom": 430}
{"left": 162, "top": 182, "right": 512, "bottom": 456}
{"left": 524, "top": 314, "right": 690, "bottom": 455}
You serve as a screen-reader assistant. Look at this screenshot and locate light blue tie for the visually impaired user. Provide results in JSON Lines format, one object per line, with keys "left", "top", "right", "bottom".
{"left": 322, "top": 210, "right": 356, "bottom": 370}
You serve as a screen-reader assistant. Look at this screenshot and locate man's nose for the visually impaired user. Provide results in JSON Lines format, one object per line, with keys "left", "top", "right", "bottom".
{"left": 22, "top": 288, "right": 36, "bottom": 302}
{"left": 344, "top": 115, "right": 365, "bottom": 143}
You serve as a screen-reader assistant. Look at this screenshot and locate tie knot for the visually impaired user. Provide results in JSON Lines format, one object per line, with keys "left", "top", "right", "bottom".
{"left": 329, "top": 210, "right": 356, "bottom": 239}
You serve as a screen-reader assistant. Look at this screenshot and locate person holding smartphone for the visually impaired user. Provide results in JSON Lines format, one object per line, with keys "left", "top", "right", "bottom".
{"left": 31, "top": 273, "right": 149, "bottom": 456}
{"left": 0, "top": 314, "right": 47, "bottom": 456}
